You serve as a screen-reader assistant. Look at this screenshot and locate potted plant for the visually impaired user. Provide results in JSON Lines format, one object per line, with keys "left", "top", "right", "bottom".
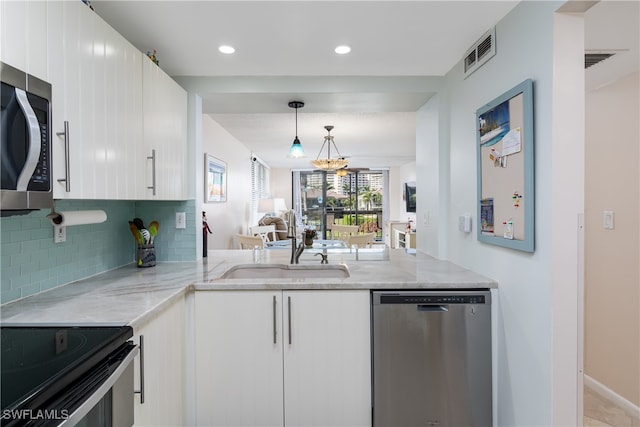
{"left": 304, "top": 228, "right": 317, "bottom": 247}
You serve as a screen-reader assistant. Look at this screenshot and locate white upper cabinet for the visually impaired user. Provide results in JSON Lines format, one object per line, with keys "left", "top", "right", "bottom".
{"left": 102, "top": 16, "right": 143, "bottom": 200}
{"left": 141, "top": 59, "right": 188, "bottom": 200}
{"left": 22, "top": 1, "right": 188, "bottom": 201}
{"left": 1, "top": 0, "right": 48, "bottom": 80}
{"left": 47, "top": 1, "right": 144, "bottom": 200}
{"left": 47, "top": 0, "right": 96, "bottom": 199}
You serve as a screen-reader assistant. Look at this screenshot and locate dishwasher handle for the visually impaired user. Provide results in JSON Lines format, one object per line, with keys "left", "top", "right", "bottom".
{"left": 417, "top": 305, "right": 449, "bottom": 312}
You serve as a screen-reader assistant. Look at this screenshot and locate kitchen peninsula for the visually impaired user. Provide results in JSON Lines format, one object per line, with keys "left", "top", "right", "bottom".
{"left": 1, "top": 249, "right": 496, "bottom": 326}
{"left": 1, "top": 249, "right": 496, "bottom": 426}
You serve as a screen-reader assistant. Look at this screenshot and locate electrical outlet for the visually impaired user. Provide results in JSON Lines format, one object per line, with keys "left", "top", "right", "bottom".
{"left": 54, "top": 225, "right": 66, "bottom": 243}
{"left": 176, "top": 212, "right": 186, "bottom": 229}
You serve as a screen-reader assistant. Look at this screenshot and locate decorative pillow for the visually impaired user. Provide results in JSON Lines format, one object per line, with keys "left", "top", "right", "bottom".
{"left": 258, "top": 216, "right": 288, "bottom": 240}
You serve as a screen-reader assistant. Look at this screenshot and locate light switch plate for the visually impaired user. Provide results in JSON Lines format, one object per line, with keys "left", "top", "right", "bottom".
{"left": 458, "top": 214, "right": 472, "bottom": 233}
{"left": 176, "top": 212, "right": 186, "bottom": 229}
{"left": 603, "top": 210, "right": 614, "bottom": 230}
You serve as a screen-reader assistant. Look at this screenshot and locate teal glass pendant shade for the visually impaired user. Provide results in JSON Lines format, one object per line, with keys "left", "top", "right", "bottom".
{"left": 289, "top": 137, "right": 305, "bottom": 158}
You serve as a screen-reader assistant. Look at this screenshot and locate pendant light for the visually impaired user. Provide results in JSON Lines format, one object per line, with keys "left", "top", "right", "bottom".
{"left": 310, "top": 125, "right": 349, "bottom": 171}
{"left": 335, "top": 168, "right": 349, "bottom": 177}
{"left": 288, "top": 101, "right": 305, "bottom": 158}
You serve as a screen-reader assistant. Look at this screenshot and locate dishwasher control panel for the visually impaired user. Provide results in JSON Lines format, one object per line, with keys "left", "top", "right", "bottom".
{"left": 378, "top": 294, "right": 486, "bottom": 304}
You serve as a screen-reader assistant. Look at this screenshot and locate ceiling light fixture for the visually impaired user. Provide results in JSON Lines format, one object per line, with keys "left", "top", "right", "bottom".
{"left": 335, "top": 168, "right": 349, "bottom": 177}
{"left": 335, "top": 45, "right": 351, "bottom": 55}
{"left": 218, "top": 45, "right": 235, "bottom": 54}
{"left": 288, "top": 101, "right": 305, "bottom": 158}
{"left": 310, "top": 126, "right": 348, "bottom": 171}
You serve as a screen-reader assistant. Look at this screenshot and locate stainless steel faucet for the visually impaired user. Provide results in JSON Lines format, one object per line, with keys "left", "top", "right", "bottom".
{"left": 287, "top": 210, "right": 304, "bottom": 264}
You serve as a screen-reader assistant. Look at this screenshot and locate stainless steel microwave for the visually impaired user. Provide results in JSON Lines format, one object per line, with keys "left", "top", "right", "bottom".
{"left": 1, "top": 61, "right": 53, "bottom": 215}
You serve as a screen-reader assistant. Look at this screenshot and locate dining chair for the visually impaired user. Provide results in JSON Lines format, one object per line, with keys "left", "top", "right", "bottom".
{"left": 249, "top": 225, "right": 277, "bottom": 243}
{"left": 347, "top": 232, "right": 376, "bottom": 248}
{"left": 236, "top": 234, "right": 264, "bottom": 249}
{"left": 331, "top": 225, "right": 360, "bottom": 243}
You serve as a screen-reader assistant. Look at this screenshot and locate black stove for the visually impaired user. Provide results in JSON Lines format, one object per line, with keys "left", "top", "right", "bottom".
{"left": 1, "top": 326, "right": 134, "bottom": 426}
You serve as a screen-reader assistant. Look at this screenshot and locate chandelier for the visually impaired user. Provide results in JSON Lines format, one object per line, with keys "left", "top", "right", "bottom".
{"left": 310, "top": 126, "right": 348, "bottom": 170}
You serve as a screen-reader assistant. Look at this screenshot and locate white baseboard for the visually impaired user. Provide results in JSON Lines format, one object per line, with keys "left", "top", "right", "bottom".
{"left": 584, "top": 374, "right": 640, "bottom": 420}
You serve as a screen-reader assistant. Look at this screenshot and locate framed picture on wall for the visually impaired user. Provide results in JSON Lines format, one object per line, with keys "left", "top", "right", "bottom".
{"left": 205, "top": 154, "right": 227, "bottom": 202}
{"left": 476, "top": 79, "right": 534, "bottom": 252}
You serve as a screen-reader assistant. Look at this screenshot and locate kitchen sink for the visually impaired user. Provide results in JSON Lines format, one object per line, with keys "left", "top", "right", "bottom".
{"left": 220, "top": 263, "right": 350, "bottom": 279}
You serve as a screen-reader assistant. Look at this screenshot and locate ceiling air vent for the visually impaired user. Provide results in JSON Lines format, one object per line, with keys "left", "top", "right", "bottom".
{"left": 585, "top": 52, "right": 615, "bottom": 69}
{"left": 463, "top": 27, "right": 496, "bottom": 79}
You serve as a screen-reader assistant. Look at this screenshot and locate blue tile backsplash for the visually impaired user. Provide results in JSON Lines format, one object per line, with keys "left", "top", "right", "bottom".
{"left": 0, "top": 199, "right": 196, "bottom": 304}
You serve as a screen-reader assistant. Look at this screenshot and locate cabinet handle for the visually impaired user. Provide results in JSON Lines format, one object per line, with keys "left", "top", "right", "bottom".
{"left": 56, "top": 121, "right": 71, "bottom": 192}
{"left": 134, "top": 335, "right": 145, "bottom": 404}
{"left": 147, "top": 149, "right": 156, "bottom": 195}
{"left": 273, "top": 295, "right": 277, "bottom": 344}
{"left": 288, "top": 296, "right": 292, "bottom": 345}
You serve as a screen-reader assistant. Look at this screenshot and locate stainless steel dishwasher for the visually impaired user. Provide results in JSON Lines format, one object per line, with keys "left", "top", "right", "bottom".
{"left": 372, "top": 290, "right": 492, "bottom": 427}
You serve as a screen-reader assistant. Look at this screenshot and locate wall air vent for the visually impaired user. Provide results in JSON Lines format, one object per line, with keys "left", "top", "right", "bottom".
{"left": 584, "top": 52, "right": 615, "bottom": 69}
{"left": 463, "top": 27, "right": 496, "bottom": 79}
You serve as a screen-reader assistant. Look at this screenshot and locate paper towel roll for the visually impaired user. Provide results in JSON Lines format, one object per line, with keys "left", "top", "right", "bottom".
{"left": 48, "top": 210, "right": 107, "bottom": 226}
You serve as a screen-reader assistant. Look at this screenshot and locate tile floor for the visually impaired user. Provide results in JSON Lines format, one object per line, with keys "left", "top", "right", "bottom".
{"left": 583, "top": 386, "right": 640, "bottom": 427}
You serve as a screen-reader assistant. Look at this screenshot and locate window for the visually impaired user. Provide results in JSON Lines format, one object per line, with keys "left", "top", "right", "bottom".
{"left": 251, "top": 155, "right": 270, "bottom": 224}
{"left": 292, "top": 169, "right": 388, "bottom": 240}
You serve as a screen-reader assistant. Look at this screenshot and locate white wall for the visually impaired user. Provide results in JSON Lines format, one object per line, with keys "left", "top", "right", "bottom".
{"left": 389, "top": 162, "right": 416, "bottom": 223}
{"left": 201, "top": 115, "right": 253, "bottom": 249}
{"left": 585, "top": 71, "right": 640, "bottom": 407}
{"left": 416, "top": 93, "right": 446, "bottom": 257}
{"left": 415, "top": 2, "right": 580, "bottom": 425}
{"left": 269, "top": 168, "right": 293, "bottom": 210}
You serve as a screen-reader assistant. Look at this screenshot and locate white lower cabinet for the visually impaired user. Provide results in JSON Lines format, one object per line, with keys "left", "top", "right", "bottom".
{"left": 195, "top": 290, "right": 371, "bottom": 427}
{"left": 133, "top": 295, "right": 186, "bottom": 426}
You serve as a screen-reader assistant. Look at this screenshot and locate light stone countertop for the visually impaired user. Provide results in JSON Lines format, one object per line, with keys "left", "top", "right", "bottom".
{"left": 0, "top": 248, "right": 496, "bottom": 330}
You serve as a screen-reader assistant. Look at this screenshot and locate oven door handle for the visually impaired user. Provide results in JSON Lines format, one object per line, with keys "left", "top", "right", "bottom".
{"left": 58, "top": 345, "right": 139, "bottom": 426}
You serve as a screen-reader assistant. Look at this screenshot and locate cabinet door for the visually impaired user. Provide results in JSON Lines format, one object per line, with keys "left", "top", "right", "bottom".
{"left": 283, "top": 290, "right": 371, "bottom": 427}
{"left": 48, "top": 1, "right": 97, "bottom": 199}
{"left": 101, "top": 19, "right": 143, "bottom": 199}
{"left": 141, "top": 59, "right": 188, "bottom": 200}
{"left": 195, "top": 291, "right": 284, "bottom": 427}
{"left": 134, "top": 295, "right": 185, "bottom": 426}
{"left": 0, "top": 0, "right": 47, "bottom": 80}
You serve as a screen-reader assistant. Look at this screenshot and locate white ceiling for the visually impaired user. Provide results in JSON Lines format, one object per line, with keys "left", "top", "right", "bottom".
{"left": 92, "top": 1, "right": 638, "bottom": 169}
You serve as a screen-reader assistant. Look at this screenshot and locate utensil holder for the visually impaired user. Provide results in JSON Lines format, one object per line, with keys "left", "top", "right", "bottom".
{"left": 137, "top": 244, "right": 156, "bottom": 268}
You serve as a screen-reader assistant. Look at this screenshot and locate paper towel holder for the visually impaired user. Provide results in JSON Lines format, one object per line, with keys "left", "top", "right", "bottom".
{"left": 47, "top": 210, "right": 63, "bottom": 225}
{"left": 46, "top": 208, "right": 107, "bottom": 226}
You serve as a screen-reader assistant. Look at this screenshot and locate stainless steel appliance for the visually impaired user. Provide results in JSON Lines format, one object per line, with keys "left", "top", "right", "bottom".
{"left": 1, "top": 326, "right": 138, "bottom": 427}
{"left": 372, "top": 290, "right": 492, "bottom": 427}
{"left": 1, "top": 61, "right": 52, "bottom": 215}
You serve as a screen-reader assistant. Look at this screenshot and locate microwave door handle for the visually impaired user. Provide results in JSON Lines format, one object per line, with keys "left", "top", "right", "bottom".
{"left": 14, "top": 88, "right": 42, "bottom": 191}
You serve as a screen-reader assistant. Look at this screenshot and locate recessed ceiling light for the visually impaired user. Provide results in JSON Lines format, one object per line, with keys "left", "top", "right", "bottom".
{"left": 334, "top": 45, "right": 351, "bottom": 55}
{"left": 219, "top": 45, "right": 235, "bottom": 54}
